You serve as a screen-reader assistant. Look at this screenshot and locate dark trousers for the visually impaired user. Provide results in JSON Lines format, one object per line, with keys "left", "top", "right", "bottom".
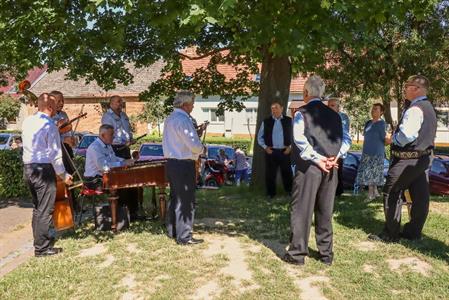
{"left": 336, "top": 158, "right": 344, "bottom": 196}
{"left": 265, "top": 149, "right": 292, "bottom": 197}
{"left": 112, "top": 145, "right": 139, "bottom": 217}
{"left": 166, "top": 159, "right": 196, "bottom": 243}
{"left": 288, "top": 165, "right": 338, "bottom": 262}
{"left": 382, "top": 155, "right": 431, "bottom": 239}
{"left": 24, "top": 163, "right": 57, "bottom": 254}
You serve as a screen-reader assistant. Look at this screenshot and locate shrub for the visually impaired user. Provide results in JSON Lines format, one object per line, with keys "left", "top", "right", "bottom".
{"left": 0, "top": 149, "right": 29, "bottom": 198}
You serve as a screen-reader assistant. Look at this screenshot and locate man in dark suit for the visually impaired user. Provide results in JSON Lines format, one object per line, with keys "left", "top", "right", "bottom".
{"left": 284, "top": 75, "right": 351, "bottom": 266}
{"left": 257, "top": 101, "right": 293, "bottom": 198}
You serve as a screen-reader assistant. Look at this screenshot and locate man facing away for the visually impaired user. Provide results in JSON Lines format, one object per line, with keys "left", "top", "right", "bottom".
{"left": 22, "top": 93, "right": 73, "bottom": 257}
{"left": 284, "top": 75, "right": 351, "bottom": 266}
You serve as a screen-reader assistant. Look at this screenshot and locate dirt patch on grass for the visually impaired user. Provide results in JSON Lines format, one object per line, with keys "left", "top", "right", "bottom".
{"left": 362, "top": 264, "right": 375, "bottom": 273}
{"left": 386, "top": 257, "right": 432, "bottom": 277}
{"left": 79, "top": 243, "right": 106, "bottom": 257}
{"left": 191, "top": 280, "right": 222, "bottom": 300}
{"left": 356, "top": 241, "right": 377, "bottom": 252}
{"left": 119, "top": 274, "right": 141, "bottom": 300}
{"left": 202, "top": 235, "right": 260, "bottom": 293}
{"left": 99, "top": 254, "right": 115, "bottom": 268}
{"left": 126, "top": 243, "right": 139, "bottom": 254}
{"left": 296, "top": 275, "right": 330, "bottom": 300}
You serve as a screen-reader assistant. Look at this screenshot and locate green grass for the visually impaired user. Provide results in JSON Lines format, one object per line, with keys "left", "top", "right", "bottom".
{"left": 0, "top": 187, "right": 448, "bottom": 299}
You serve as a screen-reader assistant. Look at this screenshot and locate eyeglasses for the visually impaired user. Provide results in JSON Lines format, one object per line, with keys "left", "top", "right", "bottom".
{"left": 404, "top": 83, "right": 420, "bottom": 89}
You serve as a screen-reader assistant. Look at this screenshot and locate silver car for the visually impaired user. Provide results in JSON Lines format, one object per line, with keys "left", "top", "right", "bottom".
{"left": 0, "top": 133, "right": 21, "bottom": 150}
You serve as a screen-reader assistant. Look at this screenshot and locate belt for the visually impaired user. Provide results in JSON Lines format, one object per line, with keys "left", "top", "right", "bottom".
{"left": 391, "top": 149, "right": 432, "bottom": 159}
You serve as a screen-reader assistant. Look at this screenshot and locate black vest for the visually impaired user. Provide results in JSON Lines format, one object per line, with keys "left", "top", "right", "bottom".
{"left": 292, "top": 100, "right": 343, "bottom": 172}
{"left": 263, "top": 115, "right": 292, "bottom": 148}
{"left": 391, "top": 98, "right": 437, "bottom": 152}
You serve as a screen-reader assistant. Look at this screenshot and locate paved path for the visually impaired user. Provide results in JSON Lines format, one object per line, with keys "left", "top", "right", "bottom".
{"left": 0, "top": 201, "right": 34, "bottom": 277}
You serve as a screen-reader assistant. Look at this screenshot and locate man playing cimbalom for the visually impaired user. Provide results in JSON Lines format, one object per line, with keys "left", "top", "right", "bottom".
{"left": 22, "top": 93, "right": 73, "bottom": 257}
{"left": 369, "top": 75, "right": 437, "bottom": 242}
{"left": 84, "top": 124, "right": 134, "bottom": 189}
{"left": 328, "top": 97, "right": 350, "bottom": 196}
{"left": 101, "top": 95, "right": 139, "bottom": 221}
{"left": 284, "top": 75, "right": 351, "bottom": 266}
{"left": 257, "top": 101, "right": 293, "bottom": 199}
{"left": 163, "top": 91, "right": 204, "bottom": 245}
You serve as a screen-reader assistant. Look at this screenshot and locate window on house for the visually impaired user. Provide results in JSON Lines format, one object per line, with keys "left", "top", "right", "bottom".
{"left": 245, "top": 108, "right": 257, "bottom": 124}
{"left": 202, "top": 108, "right": 224, "bottom": 123}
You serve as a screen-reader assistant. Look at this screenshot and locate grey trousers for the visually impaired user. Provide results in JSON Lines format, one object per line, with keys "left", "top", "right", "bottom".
{"left": 288, "top": 165, "right": 338, "bottom": 262}
{"left": 24, "top": 163, "right": 57, "bottom": 254}
{"left": 166, "top": 159, "right": 196, "bottom": 243}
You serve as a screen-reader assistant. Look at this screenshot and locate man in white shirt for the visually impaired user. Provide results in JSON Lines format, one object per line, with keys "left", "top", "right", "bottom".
{"left": 163, "top": 91, "right": 204, "bottom": 245}
{"left": 84, "top": 124, "right": 133, "bottom": 189}
{"left": 101, "top": 95, "right": 139, "bottom": 220}
{"left": 22, "top": 93, "right": 73, "bottom": 257}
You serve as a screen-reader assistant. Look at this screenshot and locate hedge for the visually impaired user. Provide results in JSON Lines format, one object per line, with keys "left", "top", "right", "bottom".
{"left": 0, "top": 149, "right": 29, "bottom": 198}
{"left": 0, "top": 150, "right": 86, "bottom": 199}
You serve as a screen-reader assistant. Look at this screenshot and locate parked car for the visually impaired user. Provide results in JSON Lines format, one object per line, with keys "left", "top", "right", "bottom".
{"left": 74, "top": 134, "right": 98, "bottom": 157}
{"left": 0, "top": 133, "right": 21, "bottom": 150}
{"left": 206, "top": 145, "right": 235, "bottom": 161}
{"left": 138, "top": 143, "right": 164, "bottom": 161}
{"left": 429, "top": 155, "right": 449, "bottom": 195}
{"left": 342, "top": 151, "right": 389, "bottom": 189}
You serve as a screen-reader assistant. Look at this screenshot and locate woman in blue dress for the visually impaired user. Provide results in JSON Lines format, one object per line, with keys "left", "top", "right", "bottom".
{"left": 355, "top": 103, "right": 389, "bottom": 201}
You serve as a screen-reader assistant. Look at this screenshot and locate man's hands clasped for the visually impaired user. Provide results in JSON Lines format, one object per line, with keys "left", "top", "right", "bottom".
{"left": 317, "top": 156, "right": 339, "bottom": 173}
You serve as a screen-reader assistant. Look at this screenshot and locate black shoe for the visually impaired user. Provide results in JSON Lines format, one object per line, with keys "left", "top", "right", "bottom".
{"left": 282, "top": 253, "right": 305, "bottom": 266}
{"left": 368, "top": 233, "right": 399, "bottom": 243}
{"left": 35, "top": 247, "right": 63, "bottom": 257}
{"left": 177, "top": 238, "right": 204, "bottom": 245}
{"left": 400, "top": 232, "right": 423, "bottom": 241}
{"left": 320, "top": 257, "right": 333, "bottom": 266}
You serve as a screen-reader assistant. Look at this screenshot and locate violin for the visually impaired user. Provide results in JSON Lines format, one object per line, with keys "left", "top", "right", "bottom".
{"left": 57, "top": 113, "right": 87, "bottom": 134}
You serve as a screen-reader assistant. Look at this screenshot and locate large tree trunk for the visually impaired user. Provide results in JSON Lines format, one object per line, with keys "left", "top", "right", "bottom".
{"left": 251, "top": 51, "right": 291, "bottom": 188}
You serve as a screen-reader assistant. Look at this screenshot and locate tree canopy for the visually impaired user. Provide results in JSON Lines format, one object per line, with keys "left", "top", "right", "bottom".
{"left": 0, "top": 0, "right": 446, "bottom": 185}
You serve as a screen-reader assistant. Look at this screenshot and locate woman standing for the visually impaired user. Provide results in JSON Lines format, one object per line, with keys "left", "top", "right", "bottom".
{"left": 355, "top": 103, "right": 389, "bottom": 201}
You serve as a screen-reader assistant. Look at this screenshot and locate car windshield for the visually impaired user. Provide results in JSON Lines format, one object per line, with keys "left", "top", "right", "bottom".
{"left": 140, "top": 144, "right": 163, "bottom": 156}
{"left": 0, "top": 135, "right": 9, "bottom": 145}
{"left": 208, "top": 147, "right": 234, "bottom": 159}
{"left": 78, "top": 136, "right": 97, "bottom": 148}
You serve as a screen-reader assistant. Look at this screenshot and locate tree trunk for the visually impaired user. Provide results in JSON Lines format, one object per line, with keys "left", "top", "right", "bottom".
{"left": 251, "top": 50, "right": 291, "bottom": 189}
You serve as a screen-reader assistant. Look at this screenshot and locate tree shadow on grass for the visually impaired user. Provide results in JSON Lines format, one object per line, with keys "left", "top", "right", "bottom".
{"left": 334, "top": 194, "right": 449, "bottom": 264}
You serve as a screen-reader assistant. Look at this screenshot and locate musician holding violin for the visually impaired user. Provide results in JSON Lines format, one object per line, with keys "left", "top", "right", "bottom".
{"left": 101, "top": 95, "right": 140, "bottom": 221}
{"left": 22, "top": 93, "right": 73, "bottom": 257}
{"left": 163, "top": 91, "right": 205, "bottom": 245}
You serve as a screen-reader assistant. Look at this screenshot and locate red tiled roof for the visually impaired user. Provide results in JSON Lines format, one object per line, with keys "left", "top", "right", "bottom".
{"left": 0, "top": 66, "right": 47, "bottom": 94}
{"left": 180, "top": 48, "right": 305, "bottom": 93}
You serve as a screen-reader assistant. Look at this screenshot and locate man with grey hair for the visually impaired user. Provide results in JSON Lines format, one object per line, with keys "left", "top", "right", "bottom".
{"left": 284, "top": 75, "right": 351, "bottom": 266}
{"left": 84, "top": 124, "right": 134, "bottom": 189}
{"left": 369, "top": 75, "right": 437, "bottom": 242}
{"left": 163, "top": 91, "right": 204, "bottom": 245}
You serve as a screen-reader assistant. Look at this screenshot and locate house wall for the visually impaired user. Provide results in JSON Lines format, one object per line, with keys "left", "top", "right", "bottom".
{"left": 190, "top": 93, "right": 302, "bottom": 138}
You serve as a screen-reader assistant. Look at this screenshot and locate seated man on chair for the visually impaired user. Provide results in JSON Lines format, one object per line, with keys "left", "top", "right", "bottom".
{"left": 84, "top": 124, "right": 134, "bottom": 190}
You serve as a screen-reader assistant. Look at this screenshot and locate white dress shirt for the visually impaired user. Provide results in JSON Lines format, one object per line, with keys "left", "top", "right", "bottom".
{"left": 393, "top": 96, "right": 425, "bottom": 147}
{"left": 293, "top": 98, "right": 352, "bottom": 164}
{"left": 101, "top": 108, "right": 133, "bottom": 145}
{"left": 84, "top": 137, "right": 124, "bottom": 177}
{"left": 163, "top": 108, "right": 204, "bottom": 160}
{"left": 22, "top": 112, "right": 66, "bottom": 176}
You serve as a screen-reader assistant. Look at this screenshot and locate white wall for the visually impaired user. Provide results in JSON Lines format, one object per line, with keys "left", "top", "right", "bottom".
{"left": 191, "top": 93, "right": 302, "bottom": 137}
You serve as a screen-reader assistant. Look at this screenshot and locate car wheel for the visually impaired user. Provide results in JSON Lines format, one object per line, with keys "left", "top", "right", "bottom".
{"left": 206, "top": 178, "right": 219, "bottom": 187}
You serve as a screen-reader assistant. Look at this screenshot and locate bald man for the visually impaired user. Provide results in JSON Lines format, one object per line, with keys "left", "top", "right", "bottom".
{"left": 22, "top": 93, "right": 73, "bottom": 257}
{"left": 101, "top": 95, "right": 139, "bottom": 221}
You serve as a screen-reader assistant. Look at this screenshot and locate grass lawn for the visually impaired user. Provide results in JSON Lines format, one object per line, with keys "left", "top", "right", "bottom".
{"left": 0, "top": 187, "right": 448, "bottom": 299}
